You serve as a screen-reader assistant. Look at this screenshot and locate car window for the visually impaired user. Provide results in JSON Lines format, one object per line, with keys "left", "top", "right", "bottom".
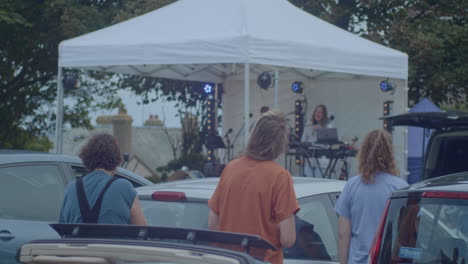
{"left": 378, "top": 196, "right": 468, "bottom": 264}
{"left": 0, "top": 164, "right": 65, "bottom": 221}
{"left": 71, "top": 165, "right": 142, "bottom": 187}
{"left": 71, "top": 165, "right": 88, "bottom": 178}
{"left": 140, "top": 200, "right": 209, "bottom": 229}
{"left": 284, "top": 194, "right": 338, "bottom": 261}
{"left": 328, "top": 191, "right": 340, "bottom": 205}
{"left": 428, "top": 137, "right": 468, "bottom": 179}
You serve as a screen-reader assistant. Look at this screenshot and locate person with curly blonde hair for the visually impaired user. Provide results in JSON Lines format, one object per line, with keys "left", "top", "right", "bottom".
{"left": 334, "top": 129, "right": 408, "bottom": 264}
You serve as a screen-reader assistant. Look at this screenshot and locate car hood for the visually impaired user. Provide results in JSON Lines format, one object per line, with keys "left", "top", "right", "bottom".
{"left": 381, "top": 111, "right": 468, "bottom": 129}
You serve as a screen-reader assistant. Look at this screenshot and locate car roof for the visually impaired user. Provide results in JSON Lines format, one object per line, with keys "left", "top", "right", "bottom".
{"left": 382, "top": 111, "right": 468, "bottom": 129}
{"left": 0, "top": 153, "right": 83, "bottom": 165}
{"left": 137, "top": 177, "right": 346, "bottom": 200}
{"left": 392, "top": 172, "right": 468, "bottom": 197}
{"left": 0, "top": 153, "right": 152, "bottom": 185}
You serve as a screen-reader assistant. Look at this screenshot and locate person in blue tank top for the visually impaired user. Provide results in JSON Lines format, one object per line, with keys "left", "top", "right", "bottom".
{"left": 334, "top": 129, "right": 408, "bottom": 264}
{"left": 59, "top": 133, "right": 147, "bottom": 225}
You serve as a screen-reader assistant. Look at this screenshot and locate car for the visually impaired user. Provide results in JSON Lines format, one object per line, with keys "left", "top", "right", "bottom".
{"left": 19, "top": 223, "right": 272, "bottom": 264}
{"left": 384, "top": 111, "right": 468, "bottom": 181}
{"left": 137, "top": 177, "right": 346, "bottom": 264}
{"left": 368, "top": 172, "right": 468, "bottom": 264}
{"left": 0, "top": 152, "right": 152, "bottom": 264}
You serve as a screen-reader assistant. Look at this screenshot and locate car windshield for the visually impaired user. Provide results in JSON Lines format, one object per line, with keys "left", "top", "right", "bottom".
{"left": 378, "top": 196, "right": 468, "bottom": 264}
{"left": 140, "top": 200, "right": 209, "bottom": 229}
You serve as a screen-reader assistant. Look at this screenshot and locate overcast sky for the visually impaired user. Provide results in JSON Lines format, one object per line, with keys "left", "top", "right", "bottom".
{"left": 89, "top": 90, "right": 181, "bottom": 128}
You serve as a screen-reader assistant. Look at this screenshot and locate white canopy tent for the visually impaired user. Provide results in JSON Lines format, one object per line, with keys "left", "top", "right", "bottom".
{"left": 57, "top": 0, "right": 409, "bottom": 175}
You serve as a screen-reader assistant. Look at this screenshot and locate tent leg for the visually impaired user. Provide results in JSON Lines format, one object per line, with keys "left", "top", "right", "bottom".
{"left": 244, "top": 63, "right": 250, "bottom": 147}
{"left": 55, "top": 67, "right": 64, "bottom": 154}
{"left": 274, "top": 70, "right": 279, "bottom": 109}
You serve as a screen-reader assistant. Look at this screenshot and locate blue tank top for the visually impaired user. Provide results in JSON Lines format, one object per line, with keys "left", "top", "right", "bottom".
{"left": 59, "top": 170, "right": 137, "bottom": 224}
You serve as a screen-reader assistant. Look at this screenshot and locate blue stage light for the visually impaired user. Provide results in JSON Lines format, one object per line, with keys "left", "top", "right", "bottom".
{"left": 380, "top": 80, "right": 395, "bottom": 92}
{"left": 291, "top": 81, "right": 303, "bottom": 94}
{"left": 204, "top": 84, "right": 213, "bottom": 94}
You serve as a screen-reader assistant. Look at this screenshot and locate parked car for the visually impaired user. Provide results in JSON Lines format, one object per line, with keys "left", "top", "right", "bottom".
{"left": 19, "top": 223, "right": 273, "bottom": 264}
{"left": 0, "top": 152, "right": 152, "bottom": 264}
{"left": 384, "top": 111, "right": 468, "bottom": 181}
{"left": 137, "top": 177, "right": 346, "bottom": 264}
{"left": 368, "top": 172, "right": 468, "bottom": 264}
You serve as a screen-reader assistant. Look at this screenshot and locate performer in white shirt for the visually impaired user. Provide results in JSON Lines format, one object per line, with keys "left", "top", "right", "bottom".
{"left": 301, "top": 104, "right": 333, "bottom": 177}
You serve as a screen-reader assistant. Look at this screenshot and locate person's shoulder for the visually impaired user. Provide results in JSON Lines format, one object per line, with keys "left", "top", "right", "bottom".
{"left": 381, "top": 173, "right": 408, "bottom": 187}
{"left": 111, "top": 177, "right": 134, "bottom": 190}
{"left": 346, "top": 175, "right": 362, "bottom": 184}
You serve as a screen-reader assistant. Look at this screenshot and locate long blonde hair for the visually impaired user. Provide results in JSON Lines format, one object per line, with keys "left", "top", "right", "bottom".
{"left": 245, "top": 111, "right": 289, "bottom": 161}
{"left": 358, "top": 129, "right": 399, "bottom": 183}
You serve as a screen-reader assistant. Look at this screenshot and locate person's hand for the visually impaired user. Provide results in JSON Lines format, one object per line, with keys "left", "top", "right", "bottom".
{"left": 313, "top": 125, "right": 319, "bottom": 131}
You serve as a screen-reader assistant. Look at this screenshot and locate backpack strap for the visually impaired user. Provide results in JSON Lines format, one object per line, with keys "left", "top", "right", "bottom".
{"left": 76, "top": 176, "right": 119, "bottom": 223}
{"left": 91, "top": 176, "right": 119, "bottom": 222}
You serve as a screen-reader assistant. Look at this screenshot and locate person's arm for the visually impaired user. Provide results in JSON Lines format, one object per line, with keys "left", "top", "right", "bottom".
{"left": 338, "top": 216, "right": 351, "bottom": 264}
{"left": 208, "top": 209, "right": 220, "bottom": 231}
{"left": 130, "top": 196, "right": 147, "bottom": 226}
{"left": 279, "top": 214, "right": 296, "bottom": 248}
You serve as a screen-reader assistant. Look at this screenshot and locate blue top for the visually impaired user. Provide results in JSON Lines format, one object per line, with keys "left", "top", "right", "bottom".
{"left": 334, "top": 172, "right": 408, "bottom": 264}
{"left": 59, "top": 170, "right": 137, "bottom": 224}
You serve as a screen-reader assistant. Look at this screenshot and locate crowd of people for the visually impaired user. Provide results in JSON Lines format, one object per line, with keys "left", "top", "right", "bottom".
{"left": 59, "top": 108, "right": 409, "bottom": 264}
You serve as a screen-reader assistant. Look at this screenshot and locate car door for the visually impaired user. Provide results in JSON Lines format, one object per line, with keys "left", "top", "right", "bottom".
{"left": 284, "top": 193, "right": 339, "bottom": 264}
{"left": 0, "top": 163, "right": 65, "bottom": 264}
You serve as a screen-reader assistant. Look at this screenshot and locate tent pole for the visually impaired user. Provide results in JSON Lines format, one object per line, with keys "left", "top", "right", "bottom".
{"left": 244, "top": 63, "right": 250, "bottom": 147}
{"left": 274, "top": 70, "right": 279, "bottom": 109}
{"left": 55, "top": 67, "right": 64, "bottom": 154}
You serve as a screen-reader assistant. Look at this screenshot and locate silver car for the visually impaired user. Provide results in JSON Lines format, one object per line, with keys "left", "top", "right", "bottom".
{"left": 137, "top": 177, "right": 345, "bottom": 264}
{"left": 0, "top": 152, "right": 152, "bottom": 264}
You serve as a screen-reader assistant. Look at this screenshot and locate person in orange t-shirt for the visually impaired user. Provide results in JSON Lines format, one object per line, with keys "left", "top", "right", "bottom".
{"left": 208, "top": 110, "right": 300, "bottom": 264}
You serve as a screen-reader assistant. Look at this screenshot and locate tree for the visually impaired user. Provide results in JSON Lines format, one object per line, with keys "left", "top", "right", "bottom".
{"left": 357, "top": 0, "right": 467, "bottom": 106}
{"left": 290, "top": 0, "right": 467, "bottom": 107}
{"left": 0, "top": 0, "right": 124, "bottom": 150}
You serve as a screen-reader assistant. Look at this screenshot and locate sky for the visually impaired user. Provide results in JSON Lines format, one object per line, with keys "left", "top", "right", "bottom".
{"left": 89, "top": 90, "right": 181, "bottom": 128}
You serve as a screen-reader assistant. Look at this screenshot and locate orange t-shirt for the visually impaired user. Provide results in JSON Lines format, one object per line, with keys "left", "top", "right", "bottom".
{"left": 208, "top": 156, "right": 300, "bottom": 264}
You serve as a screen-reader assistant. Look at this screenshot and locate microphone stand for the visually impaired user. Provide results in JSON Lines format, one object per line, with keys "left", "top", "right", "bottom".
{"left": 285, "top": 123, "right": 318, "bottom": 176}
{"left": 223, "top": 125, "right": 244, "bottom": 163}
{"left": 224, "top": 133, "right": 233, "bottom": 163}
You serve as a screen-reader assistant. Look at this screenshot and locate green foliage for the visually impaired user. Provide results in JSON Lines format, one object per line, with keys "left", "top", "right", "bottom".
{"left": 355, "top": 0, "right": 467, "bottom": 105}
{"left": 290, "top": 0, "right": 467, "bottom": 106}
{"left": 156, "top": 152, "right": 207, "bottom": 176}
{"left": 1, "top": 128, "right": 53, "bottom": 152}
{"left": 146, "top": 174, "right": 163, "bottom": 183}
{"left": 0, "top": 0, "right": 125, "bottom": 150}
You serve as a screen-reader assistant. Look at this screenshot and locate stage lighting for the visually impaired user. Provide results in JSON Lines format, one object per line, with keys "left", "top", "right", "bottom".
{"left": 63, "top": 71, "right": 78, "bottom": 91}
{"left": 291, "top": 81, "right": 303, "bottom": 94}
{"left": 294, "top": 100, "right": 305, "bottom": 141}
{"left": 380, "top": 80, "right": 395, "bottom": 93}
{"left": 204, "top": 84, "right": 213, "bottom": 94}
{"left": 383, "top": 100, "right": 393, "bottom": 132}
{"left": 257, "top": 72, "right": 272, "bottom": 90}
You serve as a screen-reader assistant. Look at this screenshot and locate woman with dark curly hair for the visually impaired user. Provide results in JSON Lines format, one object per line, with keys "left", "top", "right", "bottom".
{"left": 334, "top": 129, "right": 407, "bottom": 264}
{"left": 59, "top": 133, "right": 147, "bottom": 225}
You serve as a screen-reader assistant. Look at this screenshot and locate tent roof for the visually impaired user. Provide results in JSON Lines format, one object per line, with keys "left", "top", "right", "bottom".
{"left": 59, "top": 0, "right": 408, "bottom": 82}
{"left": 410, "top": 98, "right": 441, "bottom": 112}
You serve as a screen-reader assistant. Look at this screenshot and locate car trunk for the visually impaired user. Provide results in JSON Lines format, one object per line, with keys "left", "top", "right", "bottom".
{"left": 383, "top": 112, "right": 468, "bottom": 180}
